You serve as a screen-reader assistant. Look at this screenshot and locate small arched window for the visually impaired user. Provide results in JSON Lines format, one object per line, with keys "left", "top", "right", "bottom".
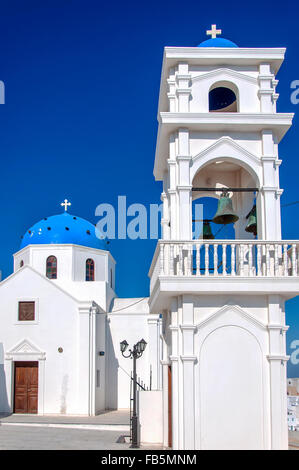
{"left": 86, "top": 259, "right": 95, "bottom": 281}
{"left": 209, "top": 85, "right": 238, "bottom": 112}
{"left": 46, "top": 256, "right": 57, "bottom": 279}
{"left": 19, "top": 260, "right": 24, "bottom": 268}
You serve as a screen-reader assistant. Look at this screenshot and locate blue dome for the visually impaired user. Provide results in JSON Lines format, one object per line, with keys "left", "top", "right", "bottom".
{"left": 20, "top": 212, "right": 107, "bottom": 251}
{"left": 198, "top": 38, "right": 238, "bottom": 48}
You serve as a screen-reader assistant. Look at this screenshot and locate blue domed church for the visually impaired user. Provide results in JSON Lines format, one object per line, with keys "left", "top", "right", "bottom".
{"left": 0, "top": 199, "right": 161, "bottom": 421}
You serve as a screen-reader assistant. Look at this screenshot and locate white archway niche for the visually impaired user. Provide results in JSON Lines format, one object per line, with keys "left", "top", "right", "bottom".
{"left": 199, "top": 325, "right": 264, "bottom": 450}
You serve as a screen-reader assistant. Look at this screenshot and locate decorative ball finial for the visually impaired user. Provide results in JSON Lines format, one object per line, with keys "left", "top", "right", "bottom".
{"left": 61, "top": 199, "right": 71, "bottom": 212}
{"left": 206, "top": 24, "right": 222, "bottom": 39}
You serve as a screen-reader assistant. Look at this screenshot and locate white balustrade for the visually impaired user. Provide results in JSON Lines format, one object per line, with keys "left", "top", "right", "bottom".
{"left": 148, "top": 240, "right": 299, "bottom": 281}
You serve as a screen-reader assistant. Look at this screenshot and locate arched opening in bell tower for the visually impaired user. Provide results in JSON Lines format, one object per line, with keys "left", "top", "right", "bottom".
{"left": 190, "top": 157, "right": 260, "bottom": 275}
{"left": 209, "top": 81, "right": 239, "bottom": 112}
{"left": 192, "top": 157, "right": 260, "bottom": 241}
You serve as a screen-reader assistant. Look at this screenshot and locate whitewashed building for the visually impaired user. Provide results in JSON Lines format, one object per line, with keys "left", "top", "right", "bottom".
{"left": 148, "top": 27, "right": 299, "bottom": 450}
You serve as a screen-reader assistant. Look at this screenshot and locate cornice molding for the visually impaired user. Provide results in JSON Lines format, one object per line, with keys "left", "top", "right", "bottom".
{"left": 267, "top": 324, "right": 289, "bottom": 332}
{"left": 258, "top": 89, "right": 274, "bottom": 97}
{"left": 169, "top": 355, "right": 179, "bottom": 362}
{"left": 176, "top": 74, "right": 191, "bottom": 81}
{"left": 160, "top": 112, "right": 294, "bottom": 124}
{"left": 180, "top": 355, "right": 197, "bottom": 362}
{"left": 177, "top": 185, "right": 192, "bottom": 191}
{"left": 267, "top": 355, "right": 290, "bottom": 362}
{"left": 176, "top": 155, "right": 191, "bottom": 162}
{"left": 180, "top": 324, "right": 197, "bottom": 332}
{"left": 176, "top": 89, "right": 191, "bottom": 96}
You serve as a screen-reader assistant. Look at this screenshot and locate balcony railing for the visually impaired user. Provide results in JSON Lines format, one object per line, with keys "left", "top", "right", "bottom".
{"left": 149, "top": 240, "right": 299, "bottom": 290}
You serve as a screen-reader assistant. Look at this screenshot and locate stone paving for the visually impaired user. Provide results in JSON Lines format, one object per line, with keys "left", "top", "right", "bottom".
{"left": 0, "top": 425, "right": 132, "bottom": 450}
{"left": 0, "top": 411, "right": 297, "bottom": 450}
{"left": 0, "top": 409, "right": 130, "bottom": 425}
{"left": 0, "top": 410, "right": 164, "bottom": 450}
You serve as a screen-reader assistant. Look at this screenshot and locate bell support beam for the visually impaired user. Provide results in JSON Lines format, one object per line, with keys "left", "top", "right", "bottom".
{"left": 192, "top": 187, "right": 259, "bottom": 192}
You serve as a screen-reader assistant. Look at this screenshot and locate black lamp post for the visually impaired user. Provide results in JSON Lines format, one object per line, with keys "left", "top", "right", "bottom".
{"left": 120, "top": 338, "right": 147, "bottom": 448}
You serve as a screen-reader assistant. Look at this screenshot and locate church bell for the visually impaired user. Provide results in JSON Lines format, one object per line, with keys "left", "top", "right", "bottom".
{"left": 213, "top": 193, "right": 239, "bottom": 225}
{"left": 245, "top": 205, "right": 257, "bottom": 235}
{"left": 201, "top": 221, "right": 214, "bottom": 240}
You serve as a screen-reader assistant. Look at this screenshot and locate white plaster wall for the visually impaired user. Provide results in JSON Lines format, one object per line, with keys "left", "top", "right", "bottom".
{"left": 199, "top": 325, "right": 264, "bottom": 449}
{"left": 0, "top": 268, "right": 83, "bottom": 415}
{"left": 193, "top": 295, "right": 268, "bottom": 325}
{"left": 193, "top": 305, "right": 272, "bottom": 450}
{"left": 106, "top": 311, "right": 151, "bottom": 409}
{"left": 189, "top": 69, "right": 260, "bottom": 113}
{"left": 167, "top": 295, "right": 289, "bottom": 450}
{"left": 14, "top": 250, "right": 30, "bottom": 271}
{"left": 189, "top": 132, "right": 262, "bottom": 158}
{"left": 14, "top": 245, "right": 115, "bottom": 286}
{"left": 95, "top": 313, "right": 106, "bottom": 413}
{"left": 105, "top": 299, "right": 161, "bottom": 410}
{"left": 55, "top": 280, "right": 107, "bottom": 309}
{"left": 138, "top": 390, "right": 163, "bottom": 444}
{"left": 29, "top": 246, "right": 73, "bottom": 279}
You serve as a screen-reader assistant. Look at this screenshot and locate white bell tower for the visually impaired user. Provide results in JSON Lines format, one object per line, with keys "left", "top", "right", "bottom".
{"left": 149, "top": 27, "right": 299, "bottom": 449}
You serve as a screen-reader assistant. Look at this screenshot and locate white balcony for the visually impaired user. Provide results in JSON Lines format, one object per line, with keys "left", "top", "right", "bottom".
{"left": 149, "top": 240, "right": 299, "bottom": 311}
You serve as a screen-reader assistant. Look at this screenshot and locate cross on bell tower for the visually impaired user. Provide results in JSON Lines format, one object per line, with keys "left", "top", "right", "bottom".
{"left": 206, "top": 24, "right": 222, "bottom": 39}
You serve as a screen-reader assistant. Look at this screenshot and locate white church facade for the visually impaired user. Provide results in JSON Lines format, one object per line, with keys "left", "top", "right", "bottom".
{"left": 0, "top": 26, "right": 299, "bottom": 450}
{"left": 0, "top": 210, "right": 162, "bottom": 417}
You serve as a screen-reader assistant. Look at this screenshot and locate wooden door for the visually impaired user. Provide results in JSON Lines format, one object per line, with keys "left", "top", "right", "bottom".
{"left": 14, "top": 362, "right": 38, "bottom": 414}
{"left": 168, "top": 366, "right": 172, "bottom": 448}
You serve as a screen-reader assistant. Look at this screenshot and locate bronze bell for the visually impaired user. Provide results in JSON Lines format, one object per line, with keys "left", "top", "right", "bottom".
{"left": 213, "top": 193, "right": 239, "bottom": 225}
{"left": 245, "top": 205, "right": 257, "bottom": 235}
{"left": 201, "top": 221, "right": 214, "bottom": 240}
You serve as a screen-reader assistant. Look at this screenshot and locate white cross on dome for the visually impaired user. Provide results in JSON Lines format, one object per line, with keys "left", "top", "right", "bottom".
{"left": 206, "top": 24, "right": 222, "bottom": 39}
{"left": 61, "top": 199, "right": 71, "bottom": 212}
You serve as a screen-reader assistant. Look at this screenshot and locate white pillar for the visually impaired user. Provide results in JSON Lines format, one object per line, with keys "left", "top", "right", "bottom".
{"left": 177, "top": 129, "right": 191, "bottom": 240}
{"left": 261, "top": 131, "right": 282, "bottom": 240}
{"left": 258, "top": 63, "right": 274, "bottom": 113}
{"left": 78, "top": 304, "right": 96, "bottom": 416}
{"left": 161, "top": 192, "right": 170, "bottom": 240}
{"left": 169, "top": 297, "right": 179, "bottom": 449}
{"left": 180, "top": 295, "right": 196, "bottom": 449}
{"left": 147, "top": 315, "right": 162, "bottom": 390}
{"left": 176, "top": 63, "right": 191, "bottom": 112}
{"left": 168, "top": 134, "right": 178, "bottom": 240}
{"left": 161, "top": 359, "right": 170, "bottom": 448}
{"left": 268, "top": 295, "right": 289, "bottom": 449}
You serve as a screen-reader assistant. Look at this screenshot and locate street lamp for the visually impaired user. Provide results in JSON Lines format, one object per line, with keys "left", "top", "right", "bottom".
{"left": 120, "top": 340, "right": 129, "bottom": 354}
{"left": 120, "top": 338, "right": 147, "bottom": 448}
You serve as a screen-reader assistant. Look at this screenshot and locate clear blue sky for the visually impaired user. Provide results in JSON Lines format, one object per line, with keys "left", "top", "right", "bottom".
{"left": 0, "top": 0, "right": 298, "bottom": 376}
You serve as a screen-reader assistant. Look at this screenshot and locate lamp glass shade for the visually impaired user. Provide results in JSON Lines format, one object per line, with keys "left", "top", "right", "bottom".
{"left": 120, "top": 340, "right": 129, "bottom": 353}
{"left": 138, "top": 338, "right": 147, "bottom": 353}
